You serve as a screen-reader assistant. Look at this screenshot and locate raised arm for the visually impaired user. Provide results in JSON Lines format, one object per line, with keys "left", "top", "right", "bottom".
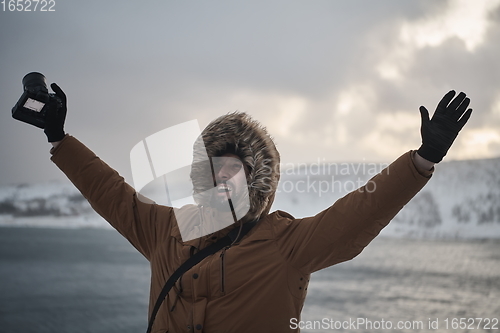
{"left": 50, "top": 135, "right": 171, "bottom": 260}
{"left": 15, "top": 81, "right": 172, "bottom": 260}
{"left": 274, "top": 91, "right": 473, "bottom": 273}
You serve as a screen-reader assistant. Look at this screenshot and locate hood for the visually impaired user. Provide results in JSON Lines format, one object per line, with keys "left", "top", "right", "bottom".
{"left": 190, "top": 112, "right": 280, "bottom": 222}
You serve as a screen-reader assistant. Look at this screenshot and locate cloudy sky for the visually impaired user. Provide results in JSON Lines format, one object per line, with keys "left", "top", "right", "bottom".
{"left": 1, "top": 0, "right": 499, "bottom": 187}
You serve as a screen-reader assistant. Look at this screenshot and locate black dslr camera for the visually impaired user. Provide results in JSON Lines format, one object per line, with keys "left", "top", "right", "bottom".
{"left": 12, "top": 72, "right": 62, "bottom": 129}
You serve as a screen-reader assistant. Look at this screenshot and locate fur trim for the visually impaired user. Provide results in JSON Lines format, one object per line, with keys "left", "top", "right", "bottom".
{"left": 190, "top": 112, "right": 280, "bottom": 221}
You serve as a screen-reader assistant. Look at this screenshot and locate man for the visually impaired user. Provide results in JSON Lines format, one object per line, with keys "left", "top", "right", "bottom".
{"left": 38, "top": 84, "right": 471, "bottom": 332}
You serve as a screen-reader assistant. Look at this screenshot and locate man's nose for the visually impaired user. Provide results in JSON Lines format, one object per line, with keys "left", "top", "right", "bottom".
{"left": 217, "top": 165, "right": 231, "bottom": 180}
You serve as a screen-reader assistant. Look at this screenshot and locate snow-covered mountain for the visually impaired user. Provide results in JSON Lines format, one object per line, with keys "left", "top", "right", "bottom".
{"left": 1, "top": 156, "right": 499, "bottom": 239}
{"left": 273, "top": 156, "right": 500, "bottom": 239}
{"left": 0, "top": 182, "right": 110, "bottom": 229}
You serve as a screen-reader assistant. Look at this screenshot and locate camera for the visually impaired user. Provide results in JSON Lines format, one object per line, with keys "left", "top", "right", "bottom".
{"left": 12, "top": 72, "right": 62, "bottom": 129}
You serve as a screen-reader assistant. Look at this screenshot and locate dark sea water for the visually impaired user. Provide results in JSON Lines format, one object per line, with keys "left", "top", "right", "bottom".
{"left": 0, "top": 227, "right": 150, "bottom": 333}
{"left": 301, "top": 237, "right": 500, "bottom": 333}
{"left": 0, "top": 227, "right": 499, "bottom": 333}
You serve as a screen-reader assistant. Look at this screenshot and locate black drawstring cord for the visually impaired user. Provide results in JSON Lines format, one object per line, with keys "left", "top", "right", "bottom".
{"left": 230, "top": 220, "right": 244, "bottom": 247}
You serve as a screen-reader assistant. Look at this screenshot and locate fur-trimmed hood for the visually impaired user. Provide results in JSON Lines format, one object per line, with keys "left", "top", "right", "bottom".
{"left": 190, "top": 112, "right": 280, "bottom": 222}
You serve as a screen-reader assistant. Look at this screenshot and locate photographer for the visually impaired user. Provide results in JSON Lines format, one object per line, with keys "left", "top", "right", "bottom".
{"left": 16, "top": 77, "right": 471, "bottom": 332}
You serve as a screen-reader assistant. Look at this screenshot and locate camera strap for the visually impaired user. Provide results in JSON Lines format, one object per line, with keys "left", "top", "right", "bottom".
{"left": 146, "top": 219, "right": 257, "bottom": 333}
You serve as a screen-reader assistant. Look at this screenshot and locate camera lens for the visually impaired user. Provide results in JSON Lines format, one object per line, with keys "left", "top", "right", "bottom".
{"left": 22, "top": 72, "right": 48, "bottom": 93}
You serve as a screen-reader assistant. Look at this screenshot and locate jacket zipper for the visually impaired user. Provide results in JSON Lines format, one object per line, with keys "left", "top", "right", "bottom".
{"left": 220, "top": 247, "right": 227, "bottom": 295}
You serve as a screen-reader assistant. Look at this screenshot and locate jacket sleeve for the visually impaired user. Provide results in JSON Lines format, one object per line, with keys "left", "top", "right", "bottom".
{"left": 273, "top": 150, "right": 432, "bottom": 273}
{"left": 50, "top": 135, "right": 173, "bottom": 260}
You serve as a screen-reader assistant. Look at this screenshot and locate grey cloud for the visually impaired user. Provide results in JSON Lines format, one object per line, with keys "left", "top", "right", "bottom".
{"left": 0, "top": 0, "right": 498, "bottom": 186}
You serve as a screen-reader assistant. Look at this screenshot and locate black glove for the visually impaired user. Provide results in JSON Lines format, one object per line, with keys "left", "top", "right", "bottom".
{"left": 44, "top": 83, "right": 67, "bottom": 142}
{"left": 417, "top": 90, "right": 472, "bottom": 163}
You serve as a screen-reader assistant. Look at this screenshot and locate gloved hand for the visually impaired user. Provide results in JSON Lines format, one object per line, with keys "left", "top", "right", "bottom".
{"left": 417, "top": 90, "right": 472, "bottom": 163}
{"left": 44, "top": 83, "right": 67, "bottom": 142}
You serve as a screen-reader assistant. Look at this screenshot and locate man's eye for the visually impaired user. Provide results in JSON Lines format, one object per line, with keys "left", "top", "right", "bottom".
{"left": 232, "top": 164, "right": 242, "bottom": 170}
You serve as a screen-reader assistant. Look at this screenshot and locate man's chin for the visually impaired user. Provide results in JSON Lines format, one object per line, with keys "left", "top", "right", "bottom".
{"left": 209, "top": 194, "right": 242, "bottom": 212}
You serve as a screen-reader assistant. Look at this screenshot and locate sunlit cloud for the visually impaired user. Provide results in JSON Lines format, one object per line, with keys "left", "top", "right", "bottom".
{"left": 377, "top": 0, "right": 500, "bottom": 80}
{"left": 401, "top": 0, "right": 500, "bottom": 51}
{"left": 226, "top": 90, "right": 308, "bottom": 141}
{"left": 492, "top": 94, "right": 500, "bottom": 118}
{"left": 360, "top": 112, "right": 421, "bottom": 159}
{"left": 453, "top": 128, "right": 500, "bottom": 159}
{"left": 273, "top": 96, "right": 308, "bottom": 138}
{"left": 335, "top": 84, "right": 376, "bottom": 116}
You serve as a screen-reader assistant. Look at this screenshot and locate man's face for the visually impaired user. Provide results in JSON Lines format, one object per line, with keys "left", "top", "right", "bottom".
{"left": 210, "top": 153, "right": 248, "bottom": 210}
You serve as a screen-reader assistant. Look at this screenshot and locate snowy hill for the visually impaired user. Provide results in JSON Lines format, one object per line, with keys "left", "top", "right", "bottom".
{"left": 272, "top": 156, "right": 500, "bottom": 239}
{"left": 0, "top": 182, "right": 110, "bottom": 229}
{"left": 0, "top": 156, "right": 499, "bottom": 239}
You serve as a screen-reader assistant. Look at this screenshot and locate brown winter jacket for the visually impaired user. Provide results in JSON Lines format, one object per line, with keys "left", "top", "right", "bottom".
{"left": 51, "top": 135, "right": 432, "bottom": 333}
